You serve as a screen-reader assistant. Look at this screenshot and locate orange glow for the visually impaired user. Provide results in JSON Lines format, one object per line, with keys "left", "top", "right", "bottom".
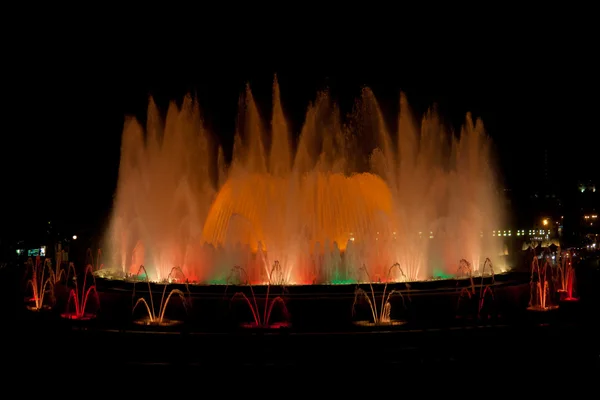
{"left": 106, "top": 78, "right": 504, "bottom": 284}
{"left": 202, "top": 172, "right": 393, "bottom": 252}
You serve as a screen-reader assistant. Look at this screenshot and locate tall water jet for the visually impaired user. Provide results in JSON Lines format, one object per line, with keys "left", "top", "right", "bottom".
{"left": 106, "top": 95, "right": 217, "bottom": 282}
{"left": 104, "top": 76, "right": 504, "bottom": 283}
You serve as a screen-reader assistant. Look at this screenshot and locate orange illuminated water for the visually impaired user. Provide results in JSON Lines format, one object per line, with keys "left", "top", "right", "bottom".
{"left": 105, "top": 77, "right": 504, "bottom": 284}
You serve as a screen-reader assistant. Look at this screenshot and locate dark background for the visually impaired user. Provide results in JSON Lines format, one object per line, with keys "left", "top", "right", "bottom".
{"left": 2, "top": 14, "right": 596, "bottom": 243}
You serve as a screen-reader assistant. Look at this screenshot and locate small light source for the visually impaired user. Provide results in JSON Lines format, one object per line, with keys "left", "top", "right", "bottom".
{"left": 72, "top": 235, "right": 78, "bottom": 240}
{"left": 542, "top": 219, "right": 548, "bottom": 226}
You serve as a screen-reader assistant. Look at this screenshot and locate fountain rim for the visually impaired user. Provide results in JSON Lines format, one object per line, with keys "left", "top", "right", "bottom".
{"left": 91, "top": 271, "right": 526, "bottom": 298}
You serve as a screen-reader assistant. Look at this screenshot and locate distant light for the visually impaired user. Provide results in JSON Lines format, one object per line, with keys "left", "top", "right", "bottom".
{"left": 542, "top": 219, "right": 548, "bottom": 226}
{"left": 72, "top": 235, "right": 77, "bottom": 240}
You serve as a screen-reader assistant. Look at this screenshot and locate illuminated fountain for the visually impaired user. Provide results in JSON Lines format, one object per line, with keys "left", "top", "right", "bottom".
{"left": 25, "top": 257, "right": 55, "bottom": 311}
{"left": 131, "top": 266, "right": 190, "bottom": 326}
{"left": 226, "top": 264, "right": 291, "bottom": 328}
{"left": 61, "top": 263, "right": 100, "bottom": 320}
{"left": 456, "top": 258, "right": 496, "bottom": 319}
{"left": 557, "top": 251, "right": 578, "bottom": 302}
{"left": 104, "top": 77, "right": 504, "bottom": 284}
{"left": 527, "top": 253, "right": 558, "bottom": 312}
{"left": 85, "top": 248, "right": 104, "bottom": 271}
{"left": 352, "top": 263, "right": 410, "bottom": 326}
{"left": 51, "top": 251, "right": 67, "bottom": 285}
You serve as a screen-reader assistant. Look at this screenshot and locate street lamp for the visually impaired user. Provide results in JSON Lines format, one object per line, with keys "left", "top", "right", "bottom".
{"left": 542, "top": 219, "right": 548, "bottom": 226}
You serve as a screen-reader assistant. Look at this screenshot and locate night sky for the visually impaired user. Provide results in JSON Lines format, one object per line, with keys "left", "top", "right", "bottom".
{"left": 2, "top": 21, "right": 596, "bottom": 242}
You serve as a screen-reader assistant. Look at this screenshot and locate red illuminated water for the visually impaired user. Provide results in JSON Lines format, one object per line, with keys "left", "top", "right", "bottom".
{"left": 527, "top": 252, "right": 558, "bottom": 312}
{"left": 61, "top": 264, "right": 99, "bottom": 320}
{"left": 61, "top": 312, "right": 96, "bottom": 321}
{"left": 240, "top": 322, "right": 291, "bottom": 329}
{"left": 228, "top": 266, "right": 291, "bottom": 328}
{"left": 557, "top": 250, "right": 578, "bottom": 302}
{"left": 455, "top": 258, "right": 496, "bottom": 319}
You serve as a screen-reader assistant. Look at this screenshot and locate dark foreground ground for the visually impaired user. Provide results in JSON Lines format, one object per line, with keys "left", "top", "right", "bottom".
{"left": 10, "top": 317, "right": 600, "bottom": 368}
{"left": 3, "top": 318, "right": 599, "bottom": 393}
{"left": 2, "top": 256, "right": 599, "bottom": 386}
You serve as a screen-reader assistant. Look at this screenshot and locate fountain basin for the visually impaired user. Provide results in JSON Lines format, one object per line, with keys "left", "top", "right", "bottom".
{"left": 26, "top": 304, "right": 52, "bottom": 312}
{"left": 132, "top": 317, "right": 183, "bottom": 327}
{"left": 353, "top": 320, "right": 406, "bottom": 327}
{"left": 455, "top": 313, "right": 501, "bottom": 321}
{"left": 94, "top": 270, "right": 517, "bottom": 293}
{"left": 557, "top": 290, "right": 579, "bottom": 302}
{"left": 526, "top": 305, "right": 559, "bottom": 312}
{"left": 60, "top": 312, "right": 96, "bottom": 321}
{"left": 240, "top": 321, "right": 291, "bottom": 329}
{"left": 88, "top": 271, "right": 530, "bottom": 330}
{"left": 560, "top": 297, "right": 579, "bottom": 302}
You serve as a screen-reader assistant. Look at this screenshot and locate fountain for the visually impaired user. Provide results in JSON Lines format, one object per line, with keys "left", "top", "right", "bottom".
{"left": 103, "top": 76, "right": 504, "bottom": 284}
{"left": 92, "top": 245, "right": 125, "bottom": 281}
{"left": 557, "top": 250, "right": 578, "bottom": 302}
{"left": 25, "top": 257, "right": 55, "bottom": 311}
{"left": 527, "top": 252, "right": 558, "bottom": 312}
{"left": 131, "top": 266, "right": 190, "bottom": 326}
{"left": 352, "top": 263, "right": 410, "bottom": 326}
{"left": 226, "top": 264, "right": 290, "bottom": 328}
{"left": 51, "top": 252, "right": 67, "bottom": 285}
{"left": 85, "top": 248, "right": 104, "bottom": 271}
{"left": 61, "top": 263, "right": 100, "bottom": 320}
{"left": 456, "top": 258, "right": 496, "bottom": 319}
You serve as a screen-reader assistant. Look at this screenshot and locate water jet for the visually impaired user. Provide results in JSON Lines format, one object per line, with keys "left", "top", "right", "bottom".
{"left": 101, "top": 77, "right": 505, "bottom": 285}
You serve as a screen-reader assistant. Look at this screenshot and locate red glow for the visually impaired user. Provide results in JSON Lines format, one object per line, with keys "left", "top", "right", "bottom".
{"left": 241, "top": 321, "right": 291, "bottom": 329}
{"left": 557, "top": 251, "right": 578, "bottom": 301}
{"left": 562, "top": 297, "right": 579, "bottom": 302}
{"left": 64, "top": 264, "right": 100, "bottom": 319}
{"left": 60, "top": 312, "right": 96, "bottom": 321}
{"left": 181, "top": 274, "right": 198, "bottom": 283}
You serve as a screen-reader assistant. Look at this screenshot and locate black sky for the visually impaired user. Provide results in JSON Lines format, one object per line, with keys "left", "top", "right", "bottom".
{"left": 2, "top": 17, "right": 596, "bottom": 241}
